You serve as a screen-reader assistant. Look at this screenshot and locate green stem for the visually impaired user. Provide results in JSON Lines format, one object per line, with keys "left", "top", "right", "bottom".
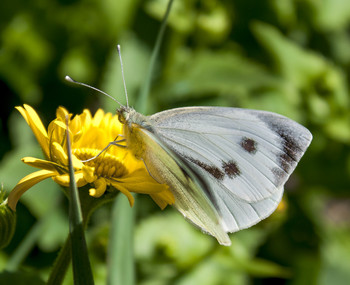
{"left": 47, "top": 236, "right": 71, "bottom": 285}
{"left": 136, "top": 0, "right": 174, "bottom": 113}
{"left": 46, "top": 187, "right": 118, "bottom": 284}
{"left": 46, "top": 117, "right": 96, "bottom": 285}
{"left": 66, "top": 116, "right": 94, "bottom": 285}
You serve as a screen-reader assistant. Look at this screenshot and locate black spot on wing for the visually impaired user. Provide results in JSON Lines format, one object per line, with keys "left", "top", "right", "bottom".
{"left": 222, "top": 160, "right": 241, "bottom": 178}
{"left": 279, "top": 152, "right": 295, "bottom": 173}
{"left": 271, "top": 167, "right": 286, "bottom": 185}
{"left": 185, "top": 156, "right": 225, "bottom": 181}
{"left": 275, "top": 129, "right": 301, "bottom": 173}
{"left": 177, "top": 154, "right": 220, "bottom": 209}
{"left": 278, "top": 131, "right": 301, "bottom": 162}
{"left": 240, "top": 137, "right": 257, "bottom": 154}
{"left": 258, "top": 113, "right": 308, "bottom": 174}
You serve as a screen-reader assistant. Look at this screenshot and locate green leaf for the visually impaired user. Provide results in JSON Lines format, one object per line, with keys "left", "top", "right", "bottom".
{"left": 107, "top": 194, "right": 135, "bottom": 285}
{"left": 135, "top": 213, "right": 290, "bottom": 284}
{"left": 158, "top": 49, "right": 272, "bottom": 99}
{"left": 319, "top": 229, "right": 350, "bottom": 285}
{"left": 252, "top": 21, "right": 327, "bottom": 88}
{"left": 135, "top": 211, "right": 213, "bottom": 268}
{"left": 252, "top": 21, "right": 349, "bottom": 123}
{"left": 307, "top": 0, "right": 350, "bottom": 31}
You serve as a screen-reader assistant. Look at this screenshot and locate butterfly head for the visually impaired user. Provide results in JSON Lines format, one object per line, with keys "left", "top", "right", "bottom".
{"left": 117, "top": 106, "right": 151, "bottom": 131}
{"left": 117, "top": 106, "right": 130, "bottom": 125}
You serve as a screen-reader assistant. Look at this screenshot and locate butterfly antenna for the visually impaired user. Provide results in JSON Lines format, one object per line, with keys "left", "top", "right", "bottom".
{"left": 117, "top": 44, "right": 129, "bottom": 108}
{"left": 65, "top": 76, "right": 123, "bottom": 107}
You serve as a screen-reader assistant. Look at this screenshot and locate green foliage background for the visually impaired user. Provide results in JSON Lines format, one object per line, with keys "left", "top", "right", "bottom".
{"left": 1, "top": 0, "right": 350, "bottom": 284}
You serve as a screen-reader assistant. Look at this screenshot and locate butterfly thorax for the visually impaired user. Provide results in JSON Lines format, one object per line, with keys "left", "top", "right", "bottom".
{"left": 117, "top": 106, "right": 152, "bottom": 159}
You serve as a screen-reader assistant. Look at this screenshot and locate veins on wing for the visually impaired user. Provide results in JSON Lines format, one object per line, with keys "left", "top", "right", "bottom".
{"left": 214, "top": 129, "right": 291, "bottom": 182}
{"left": 161, "top": 129, "right": 287, "bottom": 196}
{"left": 156, "top": 124, "right": 291, "bottom": 161}
{"left": 205, "top": 134, "right": 281, "bottom": 199}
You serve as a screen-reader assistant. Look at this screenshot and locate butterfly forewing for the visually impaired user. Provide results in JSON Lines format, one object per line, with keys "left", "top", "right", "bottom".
{"left": 126, "top": 125, "right": 231, "bottom": 245}
{"left": 149, "top": 107, "right": 312, "bottom": 233}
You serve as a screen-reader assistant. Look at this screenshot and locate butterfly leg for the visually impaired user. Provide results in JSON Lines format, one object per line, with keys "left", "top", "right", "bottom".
{"left": 81, "top": 136, "right": 126, "bottom": 162}
{"left": 140, "top": 158, "right": 162, "bottom": 184}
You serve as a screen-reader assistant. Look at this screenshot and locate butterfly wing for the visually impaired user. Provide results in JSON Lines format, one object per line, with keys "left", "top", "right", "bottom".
{"left": 125, "top": 124, "right": 231, "bottom": 245}
{"left": 149, "top": 107, "right": 312, "bottom": 233}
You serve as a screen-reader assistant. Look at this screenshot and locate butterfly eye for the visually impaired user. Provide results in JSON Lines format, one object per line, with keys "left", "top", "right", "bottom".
{"left": 117, "top": 111, "right": 126, "bottom": 124}
{"left": 117, "top": 107, "right": 130, "bottom": 124}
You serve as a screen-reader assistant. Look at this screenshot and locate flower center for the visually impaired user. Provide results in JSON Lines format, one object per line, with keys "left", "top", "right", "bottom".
{"left": 73, "top": 148, "right": 128, "bottom": 178}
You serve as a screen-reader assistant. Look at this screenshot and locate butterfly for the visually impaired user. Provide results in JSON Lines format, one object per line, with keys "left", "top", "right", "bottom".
{"left": 116, "top": 105, "right": 312, "bottom": 246}
{"left": 66, "top": 47, "right": 312, "bottom": 246}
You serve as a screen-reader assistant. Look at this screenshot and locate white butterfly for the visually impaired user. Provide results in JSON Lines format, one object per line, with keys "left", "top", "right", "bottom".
{"left": 66, "top": 46, "right": 312, "bottom": 246}
{"left": 117, "top": 105, "right": 312, "bottom": 246}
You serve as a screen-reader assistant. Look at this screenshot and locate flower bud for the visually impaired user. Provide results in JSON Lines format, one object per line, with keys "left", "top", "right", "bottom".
{"left": 0, "top": 189, "right": 16, "bottom": 249}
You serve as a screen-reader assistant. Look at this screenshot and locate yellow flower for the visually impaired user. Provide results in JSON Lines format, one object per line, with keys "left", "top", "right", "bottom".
{"left": 7, "top": 104, "right": 174, "bottom": 211}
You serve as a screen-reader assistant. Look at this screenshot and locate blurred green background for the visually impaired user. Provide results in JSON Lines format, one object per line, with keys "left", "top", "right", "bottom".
{"left": 1, "top": 0, "right": 350, "bottom": 284}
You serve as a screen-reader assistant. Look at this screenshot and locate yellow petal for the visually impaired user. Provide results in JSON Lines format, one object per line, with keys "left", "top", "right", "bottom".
{"left": 69, "top": 115, "right": 83, "bottom": 143}
{"left": 51, "top": 142, "right": 83, "bottom": 169}
{"left": 70, "top": 113, "right": 82, "bottom": 132}
{"left": 101, "top": 112, "right": 112, "bottom": 130}
{"left": 109, "top": 182, "right": 135, "bottom": 207}
{"left": 71, "top": 154, "right": 84, "bottom": 169}
{"left": 51, "top": 142, "right": 68, "bottom": 165}
{"left": 21, "top": 157, "right": 63, "bottom": 172}
{"left": 56, "top": 106, "right": 70, "bottom": 121}
{"left": 92, "top": 109, "right": 105, "bottom": 127}
{"left": 72, "top": 130, "right": 83, "bottom": 144}
{"left": 49, "top": 120, "right": 75, "bottom": 149}
{"left": 89, "top": 178, "right": 107, "bottom": 198}
{"left": 53, "top": 172, "right": 87, "bottom": 187}
{"left": 150, "top": 190, "right": 175, "bottom": 210}
{"left": 7, "top": 170, "right": 57, "bottom": 211}
{"left": 112, "top": 169, "right": 174, "bottom": 209}
{"left": 82, "top": 165, "right": 96, "bottom": 183}
{"left": 118, "top": 180, "right": 166, "bottom": 194}
{"left": 47, "top": 119, "right": 64, "bottom": 146}
{"left": 16, "top": 105, "right": 49, "bottom": 158}
{"left": 53, "top": 120, "right": 68, "bottom": 131}
{"left": 114, "top": 169, "right": 168, "bottom": 194}
{"left": 81, "top": 109, "right": 92, "bottom": 129}
{"left": 122, "top": 157, "right": 144, "bottom": 173}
